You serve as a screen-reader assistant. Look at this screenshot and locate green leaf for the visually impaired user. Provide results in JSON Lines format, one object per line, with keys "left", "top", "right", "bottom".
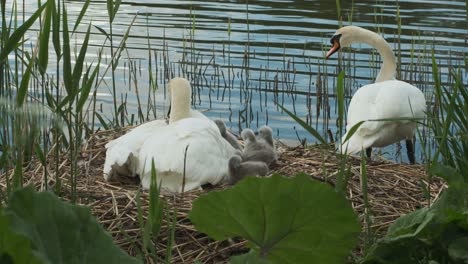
{"left": 38, "top": 0, "right": 53, "bottom": 75}
{"left": 189, "top": 174, "right": 360, "bottom": 264}
{"left": 276, "top": 103, "right": 327, "bottom": 145}
{"left": 51, "top": 0, "right": 61, "bottom": 56}
{"left": 16, "top": 55, "right": 34, "bottom": 107}
{"left": 93, "top": 25, "right": 111, "bottom": 41}
{"left": 106, "top": 0, "right": 120, "bottom": 23}
{"left": 34, "top": 143, "right": 46, "bottom": 166}
{"left": 76, "top": 63, "right": 99, "bottom": 113}
{"left": 113, "top": 0, "right": 122, "bottom": 20}
{"left": 72, "top": 22, "right": 92, "bottom": 93}
{"left": 342, "top": 121, "right": 366, "bottom": 144}
{"left": 385, "top": 208, "right": 434, "bottom": 238}
{"left": 0, "top": 210, "right": 42, "bottom": 264}
{"left": 429, "top": 163, "right": 464, "bottom": 186}
{"left": 448, "top": 237, "right": 468, "bottom": 262}
{"left": 336, "top": 71, "right": 345, "bottom": 136}
{"left": 229, "top": 250, "right": 271, "bottom": 264}
{"left": 72, "top": 0, "right": 91, "bottom": 32}
{"left": 0, "top": 3, "right": 47, "bottom": 63}
{"left": 361, "top": 184, "right": 468, "bottom": 264}
{"left": 3, "top": 186, "right": 141, "bottom": 264}
{"left": 95, "top": 112, "right": 110, "bottom": 130}
{"left": 62, "top": 6, "right": 73, "bottom": 96}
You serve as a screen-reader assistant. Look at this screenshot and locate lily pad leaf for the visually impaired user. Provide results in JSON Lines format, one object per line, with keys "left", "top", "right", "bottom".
{"left": 189, "top": 173, "right": 360, "bottom": 264}
{"left": 2, "top": 186, "right": 141, "bottom": 264}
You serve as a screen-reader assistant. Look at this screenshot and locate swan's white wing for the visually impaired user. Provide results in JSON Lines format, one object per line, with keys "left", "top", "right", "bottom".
{"left": 189, "top": 109, "right": 209, "bottom": 120}
{"left": 103, "top": 119, "right": 167, "bottom": 180}
{"left": 138, "top": 118, "right": 236, "bottom": 193}
{"left": 342, "top": 80, "right": 425, "bottom": 153}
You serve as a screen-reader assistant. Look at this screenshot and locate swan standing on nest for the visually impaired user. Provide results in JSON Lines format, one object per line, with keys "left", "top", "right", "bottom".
{"left": 326, "top": 26, "right": 426, "bottom": 164}
{"left": 103, "top": 78, "right": 208, "bottom": 181}
{"left": 136, "top": 90, "right": 237, "bottom": 193}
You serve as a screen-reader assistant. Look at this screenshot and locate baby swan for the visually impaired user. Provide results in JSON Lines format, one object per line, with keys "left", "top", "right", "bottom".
{"left": 214, "top": 119, "right": 243, "bottom": 150}
{"left": 257, "top": 125, "right": 274, "bottom": 147}
{"left": 228, "top": 154, "right": 269, "bottom": 185}
{"left": 241, "top": 128, "right": 277, "bottom": 166}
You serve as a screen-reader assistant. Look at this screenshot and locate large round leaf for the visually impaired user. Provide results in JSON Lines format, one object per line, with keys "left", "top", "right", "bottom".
{"left": 1, "top": 186, "right": 141, "bottom": 264}
{"left": 189, "top": 173, "right": 360, "bottom": 264}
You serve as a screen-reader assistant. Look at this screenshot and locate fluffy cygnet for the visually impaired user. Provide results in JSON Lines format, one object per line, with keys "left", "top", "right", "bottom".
{"left": 257, "top": 125, "right": 274, "bottom": 147}
{"left": 228, "top": 154, "right": 268, "bottom": 185}
{"left": 214, "top": 119, "right": 243, "bottom": 150}
{"left": 241, "top": 128, "right": 277, "bottom": 166}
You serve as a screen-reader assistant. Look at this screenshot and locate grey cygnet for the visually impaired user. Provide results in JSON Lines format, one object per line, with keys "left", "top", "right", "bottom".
{"left": 228, "top": 154, "right": 268, "bottom": 185}
{"left": 214, "top": 119, "right": 243, "bottom": 150}
{"left": 241, "top": 128, "right": 277, "bottom": 166}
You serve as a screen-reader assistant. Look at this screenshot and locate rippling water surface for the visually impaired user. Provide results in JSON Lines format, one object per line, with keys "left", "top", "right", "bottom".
{"left": 20, "top": 0, "right": 468, "bottom": 161}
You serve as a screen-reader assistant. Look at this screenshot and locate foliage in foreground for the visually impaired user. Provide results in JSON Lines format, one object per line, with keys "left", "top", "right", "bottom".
{"left": 361, "top": 170, "right": 468, "bottom": 264}
{"left": 0, "top": 186, "right": 141, "bottom": 264}
{"left": 189, "top": 173, "right": 361, "bottom": 264}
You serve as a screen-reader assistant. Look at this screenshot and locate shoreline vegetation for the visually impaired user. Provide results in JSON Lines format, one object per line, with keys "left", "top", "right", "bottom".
{"left": 1, "top": 0, "right": 467, "bottom": 263}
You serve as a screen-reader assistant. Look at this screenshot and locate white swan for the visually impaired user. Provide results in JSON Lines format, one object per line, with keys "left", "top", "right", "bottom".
{"left": 103, "top": 77, "right": 208, "bottom": 181}
{"left": 138, "top": 117, "right": 237, "bottom": 192}
{"left": 126, "top": 81, "right": 236, "bottom": 192}
{"left": 326, "top": 26, "right": 426, "bottom": 163}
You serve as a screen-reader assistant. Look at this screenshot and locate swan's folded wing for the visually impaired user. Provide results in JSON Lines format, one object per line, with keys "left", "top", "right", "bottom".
{"left": 138, "top": 118, "right": 236, "bottom": 192}
{"left": 103, "top": 119, "right": 167, "bottom": 179}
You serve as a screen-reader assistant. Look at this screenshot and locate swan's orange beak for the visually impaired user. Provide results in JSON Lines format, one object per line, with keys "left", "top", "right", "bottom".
{"left": 326, "top": 34, "right": 341, "bottom": 59}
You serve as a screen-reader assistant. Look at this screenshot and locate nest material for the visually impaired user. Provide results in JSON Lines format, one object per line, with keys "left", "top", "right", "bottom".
{"left": 0, "top": 128, "right": 447, "bottom": 263}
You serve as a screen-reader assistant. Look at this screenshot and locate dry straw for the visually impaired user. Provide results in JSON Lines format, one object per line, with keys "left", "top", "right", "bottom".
{"left": 0, "top": 128, "right": 446, "bottom": 263}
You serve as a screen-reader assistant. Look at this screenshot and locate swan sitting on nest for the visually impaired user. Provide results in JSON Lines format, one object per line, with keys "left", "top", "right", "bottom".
{"left": 326, "top": 26, "right": 426, "bottom": 164}
{"left": 132, "top": 79, "right": 236, "bottom": 192}
{"left": 103, "top": 78, "right": 214, "bottom": 186}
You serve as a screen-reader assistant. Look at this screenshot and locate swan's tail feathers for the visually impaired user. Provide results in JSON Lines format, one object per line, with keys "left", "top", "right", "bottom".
{"left": 103, "top": 151, "right": 138, "bottom": 181}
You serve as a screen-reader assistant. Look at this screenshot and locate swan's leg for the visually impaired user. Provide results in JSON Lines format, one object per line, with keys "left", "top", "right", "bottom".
{"left": 405, "top": 139, "right": 415, "bottom": 164}
{"left": 365, "top": 147, "right": 372, "bottom": 159}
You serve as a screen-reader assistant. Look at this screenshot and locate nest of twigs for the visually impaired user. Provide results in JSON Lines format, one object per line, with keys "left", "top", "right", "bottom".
{"left": 0, "top": 127, "right": 447, "bottom": 263}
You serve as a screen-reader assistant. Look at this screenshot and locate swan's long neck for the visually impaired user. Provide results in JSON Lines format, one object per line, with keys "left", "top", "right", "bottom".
{"left": 169, "top": 90, "right": 191, "bottom": 123}
{"left": 355, "top": 28, "right": 396, "bottom": 82}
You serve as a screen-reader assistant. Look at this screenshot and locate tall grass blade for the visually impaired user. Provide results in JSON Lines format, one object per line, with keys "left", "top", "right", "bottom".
{"left": 52, "top": 0, "right": 61, "bottom": 56}
{"left": 72, "top": 0, "right": 90, "bottom": 32}
{"left": 342, "top": 120, "right": 365, "bottom": 144}
{"left": 38, "top": 0, "right": 52, "bottom": 75}
{"left": 62, "top": 6, "right": 72, "bottom": 96}
{"left": 71, "top": 22, "right": 92, "bottom": 91}
{"left": 107, "top": 0, "right": 121, "bottom": 23}
{"left": 76, "top": 63, "right": 99, "bottom": 113}
{"left": 0, "top": 3, "right": 47, "bottom": 63}
{"left": 336, "top": 71, "right": 345, "bottom": 138}
{"left": 276, "top": 103, "right": 327, "bottom": 145}
{"left": 16, "top": 55, "right": 34, "bottom": 107}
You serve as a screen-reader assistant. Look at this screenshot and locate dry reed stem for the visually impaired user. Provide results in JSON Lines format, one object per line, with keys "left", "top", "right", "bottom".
{"left": 0, "top": 128, "right": 447, "bottom": 263}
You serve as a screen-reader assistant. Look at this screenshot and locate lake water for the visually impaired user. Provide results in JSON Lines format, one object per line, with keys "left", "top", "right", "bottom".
{"left": 18, "top": 0, "right": 468, "bottom": 162}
